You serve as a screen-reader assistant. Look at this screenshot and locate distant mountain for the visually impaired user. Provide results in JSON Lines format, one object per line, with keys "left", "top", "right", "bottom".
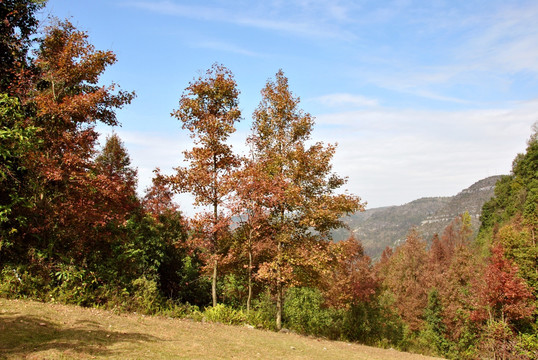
{"left": 334, "top": 176, "right": 502, "bottom": 259}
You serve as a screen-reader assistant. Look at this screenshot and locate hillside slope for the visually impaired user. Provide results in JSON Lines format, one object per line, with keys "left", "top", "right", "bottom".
{"left": 0, "top": 298, "right": 443, "bottom": 360}
{"left": 335, "top": 176, "right": 501, "bottom": 258}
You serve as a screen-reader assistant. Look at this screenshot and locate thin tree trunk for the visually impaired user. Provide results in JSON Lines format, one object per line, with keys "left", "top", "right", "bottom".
{"left": 247, "top": 248, "right": 252, "bottom": 313}
{"left": 276, "top": 209, "right": 285, "bottom": 330}
{"left": 212, "top": 153, "right": 218, "bottom": 307}
{"left": 212, "top": 257, "right": 218, "bottom": 307}
{"left": 211, "top": 218, "right": 218, "bottom": 307}
{"left": 247, "top": 228, "right": 253, "bottom": 313}
{"left": 276, "top": 239, "right": 282, "bottom": 330}
{"left": 276, "top": 282, "right": 282, "bottom": 330}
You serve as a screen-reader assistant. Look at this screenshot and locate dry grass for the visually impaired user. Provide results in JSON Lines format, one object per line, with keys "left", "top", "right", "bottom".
{"left": 0, "top": 298, "right": 443, "bottom": 359}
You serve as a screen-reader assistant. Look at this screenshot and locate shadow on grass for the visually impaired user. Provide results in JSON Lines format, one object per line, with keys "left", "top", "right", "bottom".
{"left": 0, "top": 312, "right": 160, "bottom": 358}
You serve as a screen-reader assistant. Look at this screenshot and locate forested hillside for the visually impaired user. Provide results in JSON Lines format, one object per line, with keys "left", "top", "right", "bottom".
{"left": 1, "top": 2, "right": 537, "bottom": 360}
{"left": 336, "top": 176, "right": 501, "bottom": 258}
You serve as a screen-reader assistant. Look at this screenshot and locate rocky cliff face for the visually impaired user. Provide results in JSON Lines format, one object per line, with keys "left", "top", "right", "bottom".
{"left": 334, "top": 176, "right": 501, "bottom": 259}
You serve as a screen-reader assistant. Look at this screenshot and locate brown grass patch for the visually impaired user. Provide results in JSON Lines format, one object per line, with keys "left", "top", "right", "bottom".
{"left": 0, "top": 298, "right": 443, "bottom": 359}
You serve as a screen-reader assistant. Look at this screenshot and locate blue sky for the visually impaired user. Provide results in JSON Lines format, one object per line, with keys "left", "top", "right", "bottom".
{"left": 41, "top": 0, "right": 538, "bottom": 215}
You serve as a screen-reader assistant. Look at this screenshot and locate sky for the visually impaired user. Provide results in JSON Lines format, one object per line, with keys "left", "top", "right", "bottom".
{"left": 41, "top": 0, "right": 538, "bottom": 215}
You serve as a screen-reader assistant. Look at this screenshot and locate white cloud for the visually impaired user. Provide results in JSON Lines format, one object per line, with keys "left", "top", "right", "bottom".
{"left": 194, "top": 41, "right": 262, "bottom": 57}
{"left": 108, "top": 0, "right": 538, "bottom": 215}
{"left": 103, "top": 100, "right": 537, "bottom": 216}
{"left": 461, "top": 3, "right": 538, "bottom": 74}
{"left": 314, "top": 93, "right": 379, "bottom": 108}
{"left": 313, "top": 100, "right": 538, "bottom": 208}
{"left": 337, "top": 2, "right": 538, "bottom": 105}
{"left": 125, "top": 0, "right": 355, "bottom": 40}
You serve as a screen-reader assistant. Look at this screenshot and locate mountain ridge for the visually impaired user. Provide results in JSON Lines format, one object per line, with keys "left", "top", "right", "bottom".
{"left": 334, "top": 175, "right": 502, "bottom": 259}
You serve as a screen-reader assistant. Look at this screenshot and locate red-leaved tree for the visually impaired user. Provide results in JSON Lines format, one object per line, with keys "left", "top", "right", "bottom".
{"left": 18, "top": 19, "right": 134, "bottom": 263}
{"left": 323, "top": 236, "right": 377, "bottom": 309}
{"left": 382, "top": 228, "right": 429, "bottom": 331}
{"left": 169, "top": 64, "right": 241, "bottom": 307}
{"left": 472, "top": 242, "right": 535, "bottom": 325}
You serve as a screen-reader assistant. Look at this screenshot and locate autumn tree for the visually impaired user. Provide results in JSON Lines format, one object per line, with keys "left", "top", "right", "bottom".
{"left": 472, "top": 242, "right": 535, "bottom": 325}
{"left": 382, "top": 228, "right": 429, "bottom": 331}
{"left": 427, "top": 213, "right": 473, "bottom": 290}
{"left": 143, "top": 168, "right": 179, "bottom": 219}
{"left": 228, "top": 157, "right": 276, "bottom": 312}
{"left": 169, "top": 64, "right": 241, "bottom": 307}
{"left": 249, "top": 70, "right": 363, "bottom": 329}
{"left": 95, "top": 133, "right": 137, "bottom": 193}
{"left": 374, "top": 245, "right": 393, "bottom": 283}
{"left": 323, "top": 235, "right": 377, "bottom": 309}
{"left": 8, "top": 19, "right": 135, "bottom": 264}
{"left": 419, "top": 214, "right": 483, "bottom": 354}
{"left": 436, "top": 236, "right": 482, "bottom": 351}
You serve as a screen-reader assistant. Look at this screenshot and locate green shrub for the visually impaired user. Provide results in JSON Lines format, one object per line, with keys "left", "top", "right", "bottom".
{"left": 0, "top": 266, "right": 48, "bottom": 300}
{"left": 415, "top": 289, "right": 451, "bottom": 357}
{"left": 340, "top": 301, "right": 389, "bottom": 345}
{"left": 283, "top": 287, "right": 335, "bottom": 337}
{"left": 130, "top": 276, "right": 163, "bottom": 314}
{"left": 202, "top": 303, "right": 247, "bottom": 325}
{"left": 90, "top": 284, "right": 130, "bottom": 311}
{"left": 515, "top": 333, "right": 538, "bottom": 360}
{"left": 220, "top": 273, "right": 247, "bottom": 308}
{"left": 248, "top": 290, "right": 277, "bottom": 330}
{"left": 372, "top": 290, "right": 406, "bottom": 349}
{"left": 161, "top": 300, "right": 200, "bottom": 318}
{"left": 49, "top": 264, "right": 100, "bottom": 306}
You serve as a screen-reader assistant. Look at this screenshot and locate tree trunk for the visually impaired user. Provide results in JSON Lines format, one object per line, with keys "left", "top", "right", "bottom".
{"left": 276, "top": 281, "right": 282, "bottom": 330}
{"left": 247, "top": 242, "right": 253, "bottom": 313}
{"left": 276, "top": 240, "right": 282, "bottom": 330}
{"left": 212, "top": 160, "right": 218, "bottom": 307}
{"left": 212, "top": 257, "right": 218, "bottom": 307}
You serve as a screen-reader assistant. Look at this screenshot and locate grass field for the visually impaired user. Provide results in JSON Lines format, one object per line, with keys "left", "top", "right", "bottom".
{"left": 0, "top": 298, "right": 443, "bottom": 359}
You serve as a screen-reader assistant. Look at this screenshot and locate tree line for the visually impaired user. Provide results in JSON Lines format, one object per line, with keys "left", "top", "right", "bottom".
{"left": 1, "top": 2, "right": 536, "bottom": 359}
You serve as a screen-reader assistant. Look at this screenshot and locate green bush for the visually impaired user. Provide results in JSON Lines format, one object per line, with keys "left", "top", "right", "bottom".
{"left": 340, "top": 301, "right": 389, "bottom": 345}
{"left": 372, "top": 291, "right": 406, "bottom": 349}
{"left": 515, "top": 333, "right": 538, "bottom": 360}
{"left": 283, "top": 287, "right": 335, "bottom": 337}
{"left": 415, "top": 289, "right": 451, "bottom": 356}
{"left": 220, "top": 273, "right": 247, "bottom": 308}
{"left": 130, "top": 276, "right": 163, "bottom": 314}
{"left": 49, "top": 264, "right": 100, "bottom": 306}
{"left": 248, "top": 290, "right": 277, "bottom": 330}
{"left": 0, "top": 266, "right": 48, "bottom": 300}
{"left": 202, "top": 303, "right": 247, "bottom": 325}
{"left": 160, "top": 300, "right": 200, "bottom": 318}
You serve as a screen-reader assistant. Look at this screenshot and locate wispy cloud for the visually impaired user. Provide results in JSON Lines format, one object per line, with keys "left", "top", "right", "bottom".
{"left": 107, "top": 0, "right": 538, "bottom": 214}
{"left": 195, "top": 41, "right": 262, "bottom": 57}
{"left": 460, "top": 3, "right": 538, "bottom": 74}
{"left": 334, "top": 2, "right": 538, "bottom": 105}
{"left": 314, "top": 93, "right": 379, "bottom": 108}
{"left": 314, "top": 100, "right": 538, "bottom": 208}
{"left": 110, "top": 100, "right": 537, "bottom": 215}
{"left": 124, "top": 0, "right": 355, "bottom": 40}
